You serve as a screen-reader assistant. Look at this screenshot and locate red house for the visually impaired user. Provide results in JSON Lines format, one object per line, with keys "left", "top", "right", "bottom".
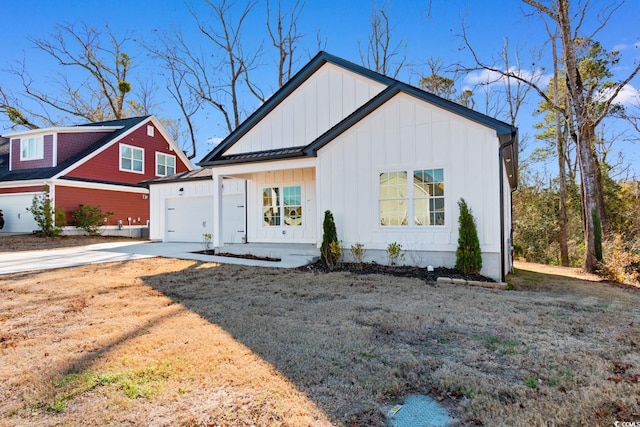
{"left": 0, "top": 116, "right": 193, "bottom": 234}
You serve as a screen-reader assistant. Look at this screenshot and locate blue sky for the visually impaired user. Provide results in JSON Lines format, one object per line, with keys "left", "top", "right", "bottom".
{"left": 2, "top": 0, "right": 639, "bottom": 175}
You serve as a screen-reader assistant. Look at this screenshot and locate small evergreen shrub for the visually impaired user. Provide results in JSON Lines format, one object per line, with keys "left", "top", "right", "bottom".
{"left": 350, "top": 243, "right": 366, "bottom": 264}
{"left": 72, "top": 205, "right": 113, "bottom": 236}
{"left": 321, "top": 210, "right": 340, "bottom": 268}
{"left": 455, "top": 198, "right": 482, "bottom": 274}
{"left": 28, "top": 186, "right": 64, "bottom": 237}
{"left": 386, "top": 242, "right": 404, "bottom": 266}
{"left": 202, "top": 233, "right": 213, "bottom": 251}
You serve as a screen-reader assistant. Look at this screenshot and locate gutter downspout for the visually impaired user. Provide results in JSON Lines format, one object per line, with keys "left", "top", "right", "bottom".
{"left": 498, "top": 133, "right": 516, "bottom": 283}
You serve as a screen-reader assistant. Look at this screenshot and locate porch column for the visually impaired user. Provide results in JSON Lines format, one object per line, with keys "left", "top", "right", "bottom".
{"left": 212, "top": 173, "right": 224, "bottom": 248}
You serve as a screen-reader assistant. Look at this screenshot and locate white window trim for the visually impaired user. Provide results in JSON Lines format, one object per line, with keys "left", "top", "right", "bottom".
{"left": 119, "top": 143, "right": 145, "bottom": 174}
{"left": 147, "top": 125, "right": 155, "bottom": 137}
{"left": 20, "top": 136, "right": 44, "bottom": 161}
{"left": 155, "top": 152, "right": 176, "bottom": 177}
{"left": 378, "top": 167, "right": 447, "bottom": 229}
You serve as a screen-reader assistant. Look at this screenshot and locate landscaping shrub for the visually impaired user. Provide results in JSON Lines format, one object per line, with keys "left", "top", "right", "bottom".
{"left": 72, "top": 205, "right": 113, "bottom": 236}
{"left": 350, "top": 243, "right": 366, "bottom": 264}
{"left": 28, "top": 185, "right": 65, "bottom": 237}
{"left": 320, "top": 210, "right": 340, "bottom": 268}
{"left": 386, "top": 242, "right": 404, "bottom": 266}
{"left": 455, "top": 198, "right": 482, "bottom": 274}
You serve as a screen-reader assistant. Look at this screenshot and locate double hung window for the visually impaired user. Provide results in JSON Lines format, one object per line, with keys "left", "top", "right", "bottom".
{"left": 20, "top": 136, "right": 44, "bottom": 160}
{"left": 120, "top": 144, "right": 144, "bottom": 173}
{"left": 380, "top": 168, "right": 445, "bottom": 226}
{"left": 156, "top": 153, "right": 176, "bottom": 176}
{"left": 263, "top": 185, "right": 302, "bottom": 227}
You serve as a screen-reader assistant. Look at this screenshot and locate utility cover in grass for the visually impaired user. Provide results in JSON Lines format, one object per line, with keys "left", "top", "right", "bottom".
{"left": 387, "top": 394, "right": 451, "bottom": 427}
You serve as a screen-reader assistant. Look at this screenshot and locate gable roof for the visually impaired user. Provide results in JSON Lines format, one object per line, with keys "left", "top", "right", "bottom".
{"left": 0, "top": 115, "right": 194, "bottom": 186}
{"left": 198, "top": 51, "right": 518, "bottom": 188}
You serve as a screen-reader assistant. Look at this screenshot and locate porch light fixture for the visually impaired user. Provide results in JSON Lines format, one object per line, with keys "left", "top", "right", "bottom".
{"left": 179, "top": 187, "right": 184, "bottom": 196}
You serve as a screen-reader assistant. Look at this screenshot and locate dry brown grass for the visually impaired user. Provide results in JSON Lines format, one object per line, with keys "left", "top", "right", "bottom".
{"left": 0, "top": 234, "right": 141, "bottom": 252}
{"left": 0, "top": 237, "right": 639, "bottom": 426}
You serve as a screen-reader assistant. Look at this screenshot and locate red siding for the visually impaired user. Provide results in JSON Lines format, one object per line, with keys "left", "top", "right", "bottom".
{"left": 57, "top": 131, "right": 112, "bottom": 164}
{"left": 11, "top": 135, "right": 54, "bottom": 170}
{"left": 0, "top": 185, "right": 44, "bottom": 194}
{"left": 65, "top": 123, "right": 190, "bottom": 184}
{"left": 55, "top": 186, "right": 149, "bottom": 226}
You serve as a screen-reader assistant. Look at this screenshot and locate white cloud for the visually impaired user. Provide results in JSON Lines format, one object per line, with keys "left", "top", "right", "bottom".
{"left": 599, "top": 84, "right": 639, "bottom": 106}
{"left": 613, "top": 42, "right": 640, "bottom": 51}
{"left": 463, "top": 67, "right": 551, "bottom": 87}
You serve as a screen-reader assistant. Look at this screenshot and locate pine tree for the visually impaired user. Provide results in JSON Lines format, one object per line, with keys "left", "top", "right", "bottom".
{"left": 455, "top": 198, "right": 482, "bottom": 274}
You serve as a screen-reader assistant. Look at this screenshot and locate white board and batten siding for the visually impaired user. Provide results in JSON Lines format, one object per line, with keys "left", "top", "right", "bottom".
{"left": 317, "top": 92, "right": 504, "bottom": 277}
{"left": 225, "top": 63, "right": 387, "bottom": 156}
{"left": 246, "top": 168, "right": 316, "bottom": 244}
{"left": 149, "top": 178, "right": 246, "bottom": 243}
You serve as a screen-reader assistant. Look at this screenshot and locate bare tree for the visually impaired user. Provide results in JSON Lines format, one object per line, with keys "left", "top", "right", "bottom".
{"left": 463, "top": 0, "right": 640, "bottom": 272}
{"left": 1, "top": 23, "right": 140, "bottom": 128}
{"left": 266, "top": 0, "right": 305, "bottom": 88}
{"left": 359, "top": 3, "right": 407, "bottom": 78}
{"left": 419, "top": 57, "right": 476, "bottom": 109}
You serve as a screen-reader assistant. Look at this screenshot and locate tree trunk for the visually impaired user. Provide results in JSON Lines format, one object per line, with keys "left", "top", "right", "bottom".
{"left": 576, "top": 124, "right": 603, "bottom": 271}
{"left": 551, "top": 31, "right": 570, "bottom": 266}
{"left": 557, "top": 119, "right": 570, "bottom": 266}
{"left": 557, "top": 0, "right": 603, "bottom": 273}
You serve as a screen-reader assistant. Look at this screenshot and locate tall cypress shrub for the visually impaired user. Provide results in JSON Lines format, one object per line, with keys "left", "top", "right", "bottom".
{"left": 320, "top": 210, "right": 338, "bottom": 265}
{"left": 455, "top": 198, "right": 482, "bottom": 274}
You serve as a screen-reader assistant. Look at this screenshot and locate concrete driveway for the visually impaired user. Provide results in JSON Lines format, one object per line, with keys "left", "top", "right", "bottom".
{"left": 0, "top": 241, "right": 319, "bottom": 275}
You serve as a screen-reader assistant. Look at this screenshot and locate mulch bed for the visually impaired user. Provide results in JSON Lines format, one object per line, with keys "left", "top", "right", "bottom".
{"left": 299, "top": 261, "right": 495, "bottom": 283}
{"left": 192, "top": 250, "right": 494, "bottom": 283}
{"left": 193, "top": 250, "right": 281, "bottom": 262}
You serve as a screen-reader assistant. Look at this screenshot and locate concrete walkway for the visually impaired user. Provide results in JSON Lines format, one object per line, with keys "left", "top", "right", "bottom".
{"left": 0, "top": 241, "right": 320, "bottom": 275}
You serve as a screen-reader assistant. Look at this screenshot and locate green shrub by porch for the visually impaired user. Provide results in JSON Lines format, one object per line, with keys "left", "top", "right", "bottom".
{"left": 321, "top": 210, "right": 339, "bottom": 267}
{"left": 455, "top": 198, "right": 482, "bottom": 274}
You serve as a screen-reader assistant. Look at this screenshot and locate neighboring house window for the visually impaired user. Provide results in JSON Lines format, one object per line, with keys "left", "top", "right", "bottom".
{"left": 147, "top": 125, "right": 155, "bottom": 137}
{"left": 120, "top": 144, "right": 144, "bottom": 173}
{"left": 380, "top": 168, "right": 445, "bottom": 226}
{"left": 156, "top": 152, "right": 176, "bottom": 176}
{"left": 20, "top": 136, "right": 44, "bottom": 160}
{"left": 262, "top": 185, "right": 302, "bottom": 227}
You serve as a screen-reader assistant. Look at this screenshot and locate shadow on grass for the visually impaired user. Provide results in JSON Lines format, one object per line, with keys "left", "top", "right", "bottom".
{"left": 137, "top": 262, "right": 488, "bottom": 425}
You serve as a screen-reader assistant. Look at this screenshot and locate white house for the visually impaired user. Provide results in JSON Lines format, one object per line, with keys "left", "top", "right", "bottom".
{"left": 153, "top": 52, "right": 518, "bottom": 281}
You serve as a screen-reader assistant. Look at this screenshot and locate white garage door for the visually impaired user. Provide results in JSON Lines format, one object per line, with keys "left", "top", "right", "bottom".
{"left": 165, "top": 196, "right": 214, "bottom": 242}
{"left": 165, "top": 194, "right": 246, "bottom": 244}
{"left": 0, "top": 193, "right": 39, "bottom": 233}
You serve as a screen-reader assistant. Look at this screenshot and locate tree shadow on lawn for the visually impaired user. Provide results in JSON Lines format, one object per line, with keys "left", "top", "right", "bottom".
{"left": 140, "top": 261, "right": 640, "bottom": 426}
{"left": 140, "top": 263, "right": 459, "bottom": 425}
